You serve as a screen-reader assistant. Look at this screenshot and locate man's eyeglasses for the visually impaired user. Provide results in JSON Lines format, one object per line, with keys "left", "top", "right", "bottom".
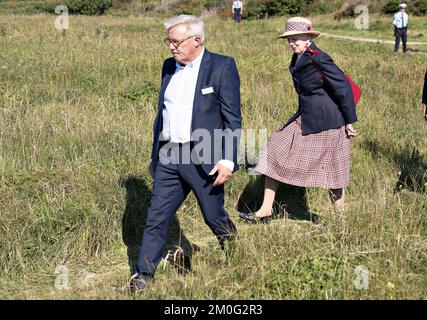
{"left": 164, "top": 36, "right": 195, "bottom": 48}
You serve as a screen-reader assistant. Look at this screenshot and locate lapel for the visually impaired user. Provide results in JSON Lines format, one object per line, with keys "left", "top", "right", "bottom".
{"left": 293, "top": 41, "right": 320, "bottom": 74}
{"left": 289, "top": 53, "right": 298, "bottom": 74}
{"left": 192, "top": 49, "right": 211, "bottom": 117}
{"left": 158, "top": 61, "right": 176, "bottom": 110}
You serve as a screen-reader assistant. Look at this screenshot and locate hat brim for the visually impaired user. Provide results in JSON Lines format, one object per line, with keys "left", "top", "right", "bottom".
{"left": 277, "top": 31, "right": 321, "bottom": 39}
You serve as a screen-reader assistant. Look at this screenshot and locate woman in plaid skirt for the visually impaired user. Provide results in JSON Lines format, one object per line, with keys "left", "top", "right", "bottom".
{"left": 240, "top": 17, "right": 358, "bottom": 223}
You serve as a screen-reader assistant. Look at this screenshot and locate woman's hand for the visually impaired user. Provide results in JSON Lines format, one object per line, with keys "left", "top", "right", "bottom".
{"left": 345, "top": 124, "right": 358, "bottom": 138}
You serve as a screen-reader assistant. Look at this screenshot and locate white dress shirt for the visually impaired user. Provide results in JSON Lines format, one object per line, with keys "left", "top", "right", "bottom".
{"left": 161, "top": 49, "right": 204, "bottom": 143}
{"left": 232, "top": 1, "right": 242, "bottom": 10}
{"left": 161, "top": 48, "right": 234, "bottom": 171}
{"left": 393, "top": 11, "right": 408, "bottom": 28}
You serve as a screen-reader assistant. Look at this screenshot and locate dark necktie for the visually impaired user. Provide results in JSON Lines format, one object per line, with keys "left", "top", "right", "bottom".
{"left": 401, "top": 13, "right": 404, "bottom": 28}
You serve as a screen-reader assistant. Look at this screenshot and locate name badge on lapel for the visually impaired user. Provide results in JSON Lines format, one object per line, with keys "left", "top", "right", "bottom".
{"left": 201, "top": 86, "right": 214, "bottom": 95}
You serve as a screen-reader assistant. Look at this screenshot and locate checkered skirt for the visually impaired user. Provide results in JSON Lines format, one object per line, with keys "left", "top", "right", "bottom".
{"left": 255, "top": 117, "right": 351, "bottom": 189}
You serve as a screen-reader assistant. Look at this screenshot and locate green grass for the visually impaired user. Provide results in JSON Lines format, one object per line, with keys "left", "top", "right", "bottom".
{"left": 314, "top": 14, "right": 427, "bottom": 42}
{"left": 0, "top": 14, "right": 426, "bottom": 299}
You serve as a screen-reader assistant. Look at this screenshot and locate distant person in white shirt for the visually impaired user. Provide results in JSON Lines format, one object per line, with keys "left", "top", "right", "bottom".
{"left": 232, "top": 0, "right": 243, "bottom": 23}
{"left": 392, "top": 3, "right": 409, "bottom": 53}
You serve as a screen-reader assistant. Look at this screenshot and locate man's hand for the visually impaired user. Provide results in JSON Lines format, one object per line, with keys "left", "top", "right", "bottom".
{"left": 423, "top": 104, "right": 427, "bottom": 121}
{"left": 209, "top": 163, "right": 233, "bottom": 187}
{"left": 345, "top": 124, "right": 358, "bottom": 138}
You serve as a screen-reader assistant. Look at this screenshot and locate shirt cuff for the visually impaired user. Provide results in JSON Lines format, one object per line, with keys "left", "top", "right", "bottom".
{"left": 217, "top": 159, "right": 234, "bottom": 172}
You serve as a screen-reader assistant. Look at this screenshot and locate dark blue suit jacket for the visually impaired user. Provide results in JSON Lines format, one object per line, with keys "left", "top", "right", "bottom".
{"left": 151, "top": 49, "right": 242, "bottom": 175}
{"left": 285, "top": 42, "right": 357, "bottom": 135}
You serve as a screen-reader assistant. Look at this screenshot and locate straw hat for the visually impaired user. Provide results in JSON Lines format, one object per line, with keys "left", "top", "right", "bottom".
{"left": 277, "top": 17, "right": 320, "bottom": 39}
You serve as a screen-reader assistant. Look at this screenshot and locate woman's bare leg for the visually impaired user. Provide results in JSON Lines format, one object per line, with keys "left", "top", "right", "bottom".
{"left": 254, "top": 176, "right": 280, "bottom": 217}
{"left": 329, "top": 188, "right": 345, "bottom": 212}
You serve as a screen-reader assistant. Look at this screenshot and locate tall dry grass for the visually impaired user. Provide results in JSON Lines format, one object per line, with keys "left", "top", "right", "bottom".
{"left": 0, "top": 14, "right": 426, "bottom": 299}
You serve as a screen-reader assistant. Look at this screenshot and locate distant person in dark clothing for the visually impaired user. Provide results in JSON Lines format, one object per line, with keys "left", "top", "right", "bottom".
{"left": 232, "top": 0, "right": 243, "bottom": 23}
{"left": 393, "top": 3, "right": 409, "bottom": 53}
{"left": 423, "top": 69, "right": 427, "bottom": 120}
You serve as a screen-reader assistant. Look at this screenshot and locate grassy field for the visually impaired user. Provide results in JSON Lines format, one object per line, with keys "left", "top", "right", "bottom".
{"left": 0, "top": 12, "right": 426, "bottom": 300}
{"left": 314, "top": 14, "right": 427, "bottom": 42}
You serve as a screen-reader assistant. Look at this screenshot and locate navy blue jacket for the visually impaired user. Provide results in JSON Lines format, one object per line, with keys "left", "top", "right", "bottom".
{"left": 151, "top": 49, "right": 242, "bottom": 174}
{"left": 285, "top": 42, "right": 357, "bottom": 134}
{"left": 423, "top": 69, "right": 427, "bottom": 104}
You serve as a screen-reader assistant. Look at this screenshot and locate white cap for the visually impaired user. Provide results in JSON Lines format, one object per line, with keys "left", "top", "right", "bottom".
{"left": 399, "top": 3, "right": 407, "bottom": 8}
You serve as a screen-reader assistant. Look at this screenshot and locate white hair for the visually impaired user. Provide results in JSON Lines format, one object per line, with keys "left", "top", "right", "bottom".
{"left": 164, "top": 15, "right": 205, "bottom": 44}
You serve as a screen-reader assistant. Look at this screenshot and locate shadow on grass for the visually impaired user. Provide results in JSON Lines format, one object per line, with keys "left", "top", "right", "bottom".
{"left": 362, "top": 140, "right": 426, "bottom": 193}
{"left": 237, "top": 173, "right": 320, "bottom": 223}
{"left": 120, "top": 175, "right": 198, "bottom": 276}
{"left": 407, "top": 48, "right": 427, "bottom": 53}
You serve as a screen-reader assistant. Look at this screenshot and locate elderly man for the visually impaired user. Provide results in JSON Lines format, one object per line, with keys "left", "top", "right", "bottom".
{"left": 393, "top": 3, "right": 409, "bottom": 53}
{"left": 129, "top": 15, "right": 242, "bottom": 291}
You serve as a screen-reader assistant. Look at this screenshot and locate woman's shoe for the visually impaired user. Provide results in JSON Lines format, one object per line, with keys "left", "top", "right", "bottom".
{"left": 239, "top": 212, "right": 272, "bottom": 224}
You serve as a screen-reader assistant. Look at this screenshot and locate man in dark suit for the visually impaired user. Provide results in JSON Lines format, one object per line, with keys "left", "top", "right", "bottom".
{"left": 423, "top": 69, "right": 427, "bottom": 120}
{"left": 129, "top": 15, "right": 242, "bottom": 291}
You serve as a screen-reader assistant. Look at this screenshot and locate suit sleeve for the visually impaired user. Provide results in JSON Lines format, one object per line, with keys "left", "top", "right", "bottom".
{"left": 422, "top": 70, "right": 427, "bottom": 104}
{"left": 317, "top": 53, "right": 358, "bottom": 124}
{"left": 218, "top": 57, "right": 242, "bottom": 165}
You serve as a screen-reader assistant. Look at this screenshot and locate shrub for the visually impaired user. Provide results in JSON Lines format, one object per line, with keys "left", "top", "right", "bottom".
{"left": 383, "top": 0, "right": 426, "bottom": 16}
{"left": 65, "top": 0, "right": 113, "bottom": 15}
{"left": 333, "top": 0, "right": 368, "bottom": 20}
{"left": 383, "top": 0, "right": 401, "bottom": 14}
{"left": 245, "top": 0, "right": 307, "bottom": 19}
{"left": 412, "top": 0, "right": 427, "bottom": 15}
{"left": 302, "top": 0, "right": 346, "bottom": 15}
{"left": 33, "top": 0, "right": 64, "bottom": 13}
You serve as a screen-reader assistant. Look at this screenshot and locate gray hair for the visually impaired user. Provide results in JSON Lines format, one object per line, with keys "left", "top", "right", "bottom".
{"left": 164, "top": 15, "right": 205, "bottom": 44}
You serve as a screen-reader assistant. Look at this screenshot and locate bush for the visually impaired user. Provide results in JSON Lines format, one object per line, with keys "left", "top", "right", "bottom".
{"left": 302, "top": 0, "right": 346, "bottom": 15}
{"left": 333, "top": 0, "right": 367, "bottom": 19}
{"left": 153, "top": 0, "right": 206, "bottom": 15}
{"left": 0, "top": 0, "right": 63, "bottom": 14}
{"left": 65, "top": 0, "right": 113, "bottom": 15}
{"left": 383, "top": 0, "right": 426, "bottom": 16}
{"left": 245, "top": 0, "right": 307, "bottom": 19}
{"left": 33, "top": 0, "right": 64, "bottom": 13}
{"left": 383, "top": 0, "right": 401, "bottom": 14}
{"left": 412, "top": 0, "right": 427, "bottom": 15}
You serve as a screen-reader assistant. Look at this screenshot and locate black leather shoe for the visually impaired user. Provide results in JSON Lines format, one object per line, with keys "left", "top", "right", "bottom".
{"left": 128, "top": 273, "right": 153, "bottom": 292}
{"left": 239, "top": 212, "right": 272, "bottom": 224}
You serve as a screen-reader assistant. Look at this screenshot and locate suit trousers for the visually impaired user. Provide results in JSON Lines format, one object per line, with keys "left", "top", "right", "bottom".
{"left": 394, "top": 27, "right": 407, "bottom": 52}
{"left": 136, "top": 144, "right": 237, "bottom": 276}
{"left": 234, "top": 8, "right": 241, "bottom": 23}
